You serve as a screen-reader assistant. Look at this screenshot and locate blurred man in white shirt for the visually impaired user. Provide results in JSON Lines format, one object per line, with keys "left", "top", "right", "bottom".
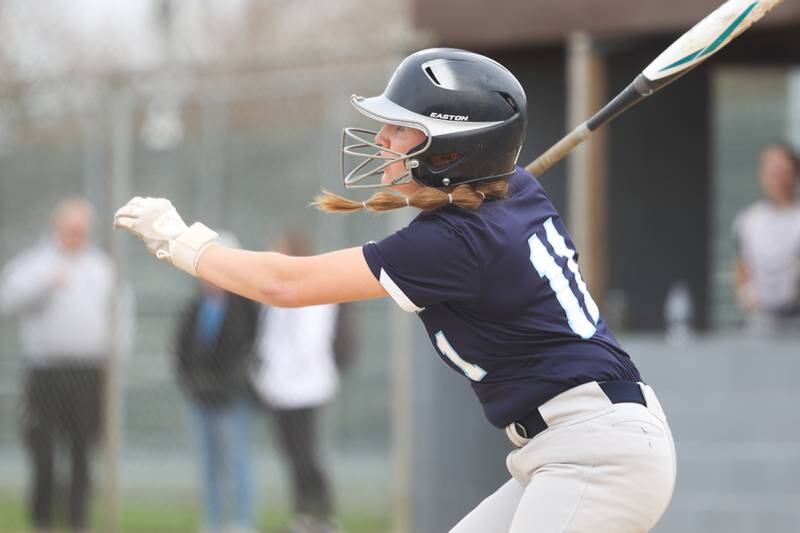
{"left": 0, "top": 197, "right": 121, "bottom": 532}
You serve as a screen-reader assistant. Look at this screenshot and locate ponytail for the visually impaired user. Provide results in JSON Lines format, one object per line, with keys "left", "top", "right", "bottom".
{"left": 312, "top": 180, "right": 508, "bottom": 213}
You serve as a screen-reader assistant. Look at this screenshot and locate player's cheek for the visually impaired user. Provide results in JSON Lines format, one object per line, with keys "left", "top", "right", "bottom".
{"left": 382, "top": 160, "right": 404, "bottom": 181}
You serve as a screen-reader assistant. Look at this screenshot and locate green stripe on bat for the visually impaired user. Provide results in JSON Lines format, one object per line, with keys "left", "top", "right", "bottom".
{"left": 659, "top": 1, "right": 758, "bottom": 72}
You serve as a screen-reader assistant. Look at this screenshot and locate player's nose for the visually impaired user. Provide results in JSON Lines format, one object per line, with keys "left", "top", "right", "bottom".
{"left": 374, "top": 125, "right": 391, "bottom": 149}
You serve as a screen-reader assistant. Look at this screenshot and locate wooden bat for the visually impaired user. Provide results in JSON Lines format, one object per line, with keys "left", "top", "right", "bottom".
{"left": 526, "top": 0, "right": 785, "bottom": 176}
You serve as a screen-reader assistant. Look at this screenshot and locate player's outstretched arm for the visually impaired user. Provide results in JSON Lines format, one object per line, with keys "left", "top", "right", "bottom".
{"left": 113, "top": 196, "right": 387, "bottom": 308}
{"left": 196, "top": 245, "right": 386, "bottom": 307}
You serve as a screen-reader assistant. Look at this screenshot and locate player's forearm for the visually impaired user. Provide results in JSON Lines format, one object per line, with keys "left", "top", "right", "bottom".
{"left": 196, "top": 245, "right": 386, "bottom": 308}
{"left": 112, "top": 198, "right": 384, "bottom": 307}
{"left": 195, "top": 245, "right": 295, "bottom": 307}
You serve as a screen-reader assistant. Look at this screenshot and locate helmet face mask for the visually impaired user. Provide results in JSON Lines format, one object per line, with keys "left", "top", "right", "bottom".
{"left": 340, "top": 106, "right": 431, "bottom": 189}
{"left": 341, "top": 48, "right": 527, "bottom": 190}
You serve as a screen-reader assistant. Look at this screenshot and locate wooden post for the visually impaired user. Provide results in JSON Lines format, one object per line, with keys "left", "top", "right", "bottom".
{"left": 567, "top": 33, "right": 609, "bottom": 309}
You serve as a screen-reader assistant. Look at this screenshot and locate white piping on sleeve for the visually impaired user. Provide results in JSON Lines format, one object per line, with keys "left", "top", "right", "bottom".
{"left": 379, "top": 268, "right": 424, "bottom": 313}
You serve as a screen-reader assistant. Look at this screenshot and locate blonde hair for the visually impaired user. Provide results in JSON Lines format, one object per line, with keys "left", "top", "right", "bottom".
{"left": 312, "top": 180, "right": 508, "bottom": 213}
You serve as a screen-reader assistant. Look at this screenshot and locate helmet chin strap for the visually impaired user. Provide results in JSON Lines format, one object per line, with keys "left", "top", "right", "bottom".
{"left": 384, "top": 172, "right": 412, "bottom": 187}
{"left": 390, "top": 174, "right": 414, "bottom": 186}
{"left": 388, "top": 159, "right": 419, "bottom": 186}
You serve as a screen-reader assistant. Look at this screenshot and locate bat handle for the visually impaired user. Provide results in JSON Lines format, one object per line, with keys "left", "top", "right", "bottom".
{"left": 525, "top": 123, "right": 592, "bottom": 176}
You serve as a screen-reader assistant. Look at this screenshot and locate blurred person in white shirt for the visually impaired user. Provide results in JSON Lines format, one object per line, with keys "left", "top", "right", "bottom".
{"left": 733, "top": 144, "right": 800, "bottom": 335}
{"left": 0, "top": 197, "right": 127, "bottom": 532}
{"left": 251, "top": 230, "right": 342, "bottom": 533}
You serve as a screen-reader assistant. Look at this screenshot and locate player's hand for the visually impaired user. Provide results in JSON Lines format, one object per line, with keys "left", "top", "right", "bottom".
{"left": 113, "top": 196, "right": 219, "bottom": 276}
{"left": 113, "top": 197, "right": 187, "bottom": 258}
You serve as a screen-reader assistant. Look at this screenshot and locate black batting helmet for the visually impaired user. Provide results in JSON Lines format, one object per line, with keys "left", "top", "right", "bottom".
{"left": 341, "top": 48, "right": 527, "bottom": 189}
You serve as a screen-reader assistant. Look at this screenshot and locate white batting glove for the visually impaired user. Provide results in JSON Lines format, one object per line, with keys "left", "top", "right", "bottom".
{"left": 113, "top": 197, "right": 219, "bottom": 276}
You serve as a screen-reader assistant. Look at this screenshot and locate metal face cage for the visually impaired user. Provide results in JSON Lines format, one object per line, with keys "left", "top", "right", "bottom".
{"left": 340, "top": 124, "right": 431, "bottom": 189}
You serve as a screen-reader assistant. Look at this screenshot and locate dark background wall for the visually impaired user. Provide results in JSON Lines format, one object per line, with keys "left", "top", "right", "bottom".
{"left": 493, "top": 40, "right": 711, "bottom": 331}
{"left": 495, "top": 47, "right": 568, "bottom": 214}
{"left": 605, "top": 37, "right": 711, "bottom": 331}
{"left": 412, "top": 0, "right": 800, "bottom": 50}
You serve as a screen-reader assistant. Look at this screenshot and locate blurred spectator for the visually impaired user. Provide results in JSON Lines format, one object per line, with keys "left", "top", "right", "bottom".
{"left": 251, "top": 230, "right": 343, "bottom": 533}
{"left": 0, "top": 197, "right": 119, "bottom": 532}
{"left": 733, "top": 144, "right": 800, "bottom": 335}
{"left": 173, "top": 232, "right": 260, "bottom": 533}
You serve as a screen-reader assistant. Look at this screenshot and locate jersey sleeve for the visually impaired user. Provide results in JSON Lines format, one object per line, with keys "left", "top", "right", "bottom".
{"left": 362, "top": 216, "right": 481, "bottom": 312}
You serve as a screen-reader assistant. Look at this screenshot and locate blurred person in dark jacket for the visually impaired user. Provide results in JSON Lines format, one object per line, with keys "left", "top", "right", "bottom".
{"left": 173, "top": 232, "right": 260, "bottom": 533}
{"left": 0, "top": 197, "right": 127, "bottom": 533}
{"left": 733, "top": 144, "right": 800, "bottom": 335}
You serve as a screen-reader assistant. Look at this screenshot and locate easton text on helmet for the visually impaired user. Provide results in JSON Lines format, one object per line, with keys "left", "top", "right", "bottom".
{"left": 430, "top": 112, "right": 469, "bottom": 121}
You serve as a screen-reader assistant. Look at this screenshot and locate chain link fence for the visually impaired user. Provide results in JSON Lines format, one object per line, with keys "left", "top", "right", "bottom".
{"left": 0, "top": 57, "right": 411, "bottom": 532}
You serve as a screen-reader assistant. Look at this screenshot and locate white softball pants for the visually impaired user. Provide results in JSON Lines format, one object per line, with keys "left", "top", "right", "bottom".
{"left": 450, "top": 382, "right": 676, "bottom": 533}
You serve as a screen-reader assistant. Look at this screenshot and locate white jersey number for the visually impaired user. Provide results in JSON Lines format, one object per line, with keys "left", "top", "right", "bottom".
{"left": 529, "top": 218, "right": 599, "bottom": 339}
{"left": 435, "top": 331, "right": 487, "bottom": 382}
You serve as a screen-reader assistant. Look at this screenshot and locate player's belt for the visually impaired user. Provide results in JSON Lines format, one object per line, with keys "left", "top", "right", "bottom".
{"left": 508, "top": 380, "right": 647, "bottom": 446}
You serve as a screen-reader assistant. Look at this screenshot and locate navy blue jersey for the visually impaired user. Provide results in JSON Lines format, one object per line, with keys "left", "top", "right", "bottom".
{"left": 362, "top": 167, "right": 641, "bottom": 428}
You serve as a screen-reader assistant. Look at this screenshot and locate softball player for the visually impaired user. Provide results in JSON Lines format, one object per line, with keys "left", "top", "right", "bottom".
{"left": 114, "top": 48, "right": 676, "bottom": 533}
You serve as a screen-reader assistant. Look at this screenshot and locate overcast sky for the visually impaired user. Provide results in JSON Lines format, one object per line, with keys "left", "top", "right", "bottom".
{"left": 0, "top": 0, "right": 247, "bottom": 77}
{"left": 0, "top": 0, "right": 413, "bottom": 81}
